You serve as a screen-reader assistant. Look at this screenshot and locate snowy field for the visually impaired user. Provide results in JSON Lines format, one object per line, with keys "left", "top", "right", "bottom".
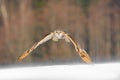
{"left": 0, "top": 63, "right": 120, "bottom": 80}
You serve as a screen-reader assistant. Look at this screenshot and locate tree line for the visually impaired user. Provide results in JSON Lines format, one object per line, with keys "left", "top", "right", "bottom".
{"left": 0, "top": 0, "right": 120, "bottom": 64}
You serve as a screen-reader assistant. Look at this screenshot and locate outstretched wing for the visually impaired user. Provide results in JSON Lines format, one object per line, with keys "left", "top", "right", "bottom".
{"left": 17, "top": 32, "right": 54, "bottom": 61}
{"left": 64, "top": 34, "right": 92, "bottom": 63}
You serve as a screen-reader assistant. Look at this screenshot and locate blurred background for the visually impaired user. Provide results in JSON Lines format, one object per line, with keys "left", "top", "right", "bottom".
{"left": 0, "top": 0, "right": 120, "bottom": 65}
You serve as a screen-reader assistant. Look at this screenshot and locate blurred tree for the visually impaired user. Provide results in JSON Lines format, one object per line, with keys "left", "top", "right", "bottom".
{"left": 0, "top": 0, "right": 120, "bottom": 64}
{"left": 75, "top": 0, "right": 91, "bottom": 15}
{"left": 32, "top": 0, "right": 48, "bottom": 9}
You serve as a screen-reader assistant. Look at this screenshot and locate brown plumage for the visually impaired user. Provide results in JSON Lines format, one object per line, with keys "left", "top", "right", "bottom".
{"left": 17, "top": 30, "right": 92, "bottom": 63}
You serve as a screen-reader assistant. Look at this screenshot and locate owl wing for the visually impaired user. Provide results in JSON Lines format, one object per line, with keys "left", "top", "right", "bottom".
{"left": 17, "top": 32, "right": 54, "bottom": 61}
{"left": 64, "top": 34, "right": 92, "bottom": 64}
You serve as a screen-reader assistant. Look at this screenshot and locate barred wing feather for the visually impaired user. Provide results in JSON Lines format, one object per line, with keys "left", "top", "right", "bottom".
{"left": 64, "top": 34, "right": 92, "bottom": 63}
{"left": 17, "top": 33, "right": 54, "bottom": 61}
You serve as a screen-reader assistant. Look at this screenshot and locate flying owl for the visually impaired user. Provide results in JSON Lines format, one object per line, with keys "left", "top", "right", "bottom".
{"left": 17, "top": 30, "right": 92, "bottom": 63}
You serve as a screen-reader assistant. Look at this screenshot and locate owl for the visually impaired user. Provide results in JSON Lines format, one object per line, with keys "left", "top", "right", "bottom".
{"left": 17, "top": 30, "right": 92, "bottom": 64}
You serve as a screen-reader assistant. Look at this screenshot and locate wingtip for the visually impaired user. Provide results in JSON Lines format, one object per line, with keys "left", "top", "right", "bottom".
{"left": 17, "top": 57, "right": 23, "bottom": 62}
{"left": 79, "top": 49, "right": 92, "bottom": 64}
{"left": 17, "top": 50, "right": 29, "bottom": 62}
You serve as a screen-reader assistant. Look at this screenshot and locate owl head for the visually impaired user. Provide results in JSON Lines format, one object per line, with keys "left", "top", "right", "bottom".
{"left": 54, "top": 30, "right": 65, "bottom": 39}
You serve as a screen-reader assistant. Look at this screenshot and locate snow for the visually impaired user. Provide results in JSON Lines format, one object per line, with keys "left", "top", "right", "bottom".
{"left": 0, "top": 63, "right": 120, "bottom": 80}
